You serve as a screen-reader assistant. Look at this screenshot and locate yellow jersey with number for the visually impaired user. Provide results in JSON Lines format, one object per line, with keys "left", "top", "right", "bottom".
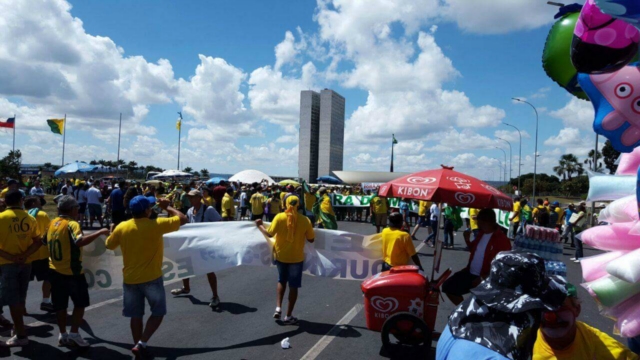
{"left": 47, "top": 217, "right": 84, "bottom": 275}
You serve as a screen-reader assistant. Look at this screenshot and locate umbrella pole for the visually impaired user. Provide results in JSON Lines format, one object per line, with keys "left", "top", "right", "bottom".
{"left": 430, "top": 202, "right": 443, "bottom": 281}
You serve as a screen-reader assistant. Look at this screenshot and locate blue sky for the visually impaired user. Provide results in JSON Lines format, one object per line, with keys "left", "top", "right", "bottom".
{"left": 0, "top": 0, "right": 596, "bottom": 180}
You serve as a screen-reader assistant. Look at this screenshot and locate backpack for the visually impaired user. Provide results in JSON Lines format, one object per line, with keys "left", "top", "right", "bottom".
{"left": 548, "top": 210, "right": 559, "bottom": 227}
{"left": 537, "top": 206, "right": 550, "bottom": 226}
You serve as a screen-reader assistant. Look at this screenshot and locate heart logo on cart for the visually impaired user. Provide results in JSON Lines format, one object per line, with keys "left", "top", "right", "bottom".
{"left": 370, "top": 296, "right": 399, "bottom": 313}
{"left": 454, "top": 192, "right": 475, "bottom": 204}
{"left": 480, "top": 183, "right": 501, "bottom": 194}
{"left": 407, "top": 177, "right": 436, "bottom": 185}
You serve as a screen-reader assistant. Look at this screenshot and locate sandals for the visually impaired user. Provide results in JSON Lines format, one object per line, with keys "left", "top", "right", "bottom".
{"left": 170, "top": 288, "right": 190, "bottom": 296}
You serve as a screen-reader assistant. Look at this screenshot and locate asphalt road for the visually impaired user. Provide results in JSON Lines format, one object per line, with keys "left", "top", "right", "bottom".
{"left": 0, "top": 221, "right": 614, "bottom": 359}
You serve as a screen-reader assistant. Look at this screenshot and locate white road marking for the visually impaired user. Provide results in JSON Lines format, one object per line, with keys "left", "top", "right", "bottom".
{"left": 299, "top": 303, "right": 364, "bottom": 360}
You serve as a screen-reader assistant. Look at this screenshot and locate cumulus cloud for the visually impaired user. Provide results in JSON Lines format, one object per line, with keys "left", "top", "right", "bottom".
{"left": 549, "top": 97, "right": 595, "bottom": 131}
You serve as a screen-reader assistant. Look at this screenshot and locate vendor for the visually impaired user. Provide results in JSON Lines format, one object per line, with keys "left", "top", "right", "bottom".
{"left": 533, "top": 283, "right": 637, "bottom": 359}
{"left": 381, "top": 213, "right": 423, "bottom": 271}
{"left": 442, "top": 208, "right": 511, "bottom": 305}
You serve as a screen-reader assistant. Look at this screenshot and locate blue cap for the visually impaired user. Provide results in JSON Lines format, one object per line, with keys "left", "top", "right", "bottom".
{"left": 129, "top": 195, "right": 156, "bottom": 215}
{"left": 552, "top": 201, "right": 560, "bottom": 206}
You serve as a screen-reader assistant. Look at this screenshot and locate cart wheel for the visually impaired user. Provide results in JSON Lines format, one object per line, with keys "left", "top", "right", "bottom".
{"left": 381, "top": 312, "right": 432, "bottom": 352}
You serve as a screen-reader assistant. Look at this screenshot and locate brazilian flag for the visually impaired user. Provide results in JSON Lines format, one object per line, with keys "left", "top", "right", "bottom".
{"left": 47, "top": 119, "right": 64, "bottom": 135}
{"left": 312, "top": 186, "right": 338, "bottom": 230}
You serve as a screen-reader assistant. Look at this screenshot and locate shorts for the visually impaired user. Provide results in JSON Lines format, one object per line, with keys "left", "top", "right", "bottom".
{"left": 0, "top": 263, "right": 32, "bottom": 307}
{"left": 276, "top": 261, "right": 303, "bottom": 288}
{"left": 442, "top": 268, "right": 480, "bottom": 297}
{"left": 251, "top": 213, "right": 264, "bottom": 221}
{"left": 112, "top": 209, "right": 126, "bottom": 225}
{"left": 374, "top": 213, "right": 388, "bottom": 227}
{"left": 88, "top": 203, "right": 102, "bottom": 217}
{"left": 49, "top": 269, "right": 90, "bottom": 311}
{"left": 78, "top": 202, "right": 87, "bottom": 215}
{"left": 123, "top": 277, "right": 166, "bottom": 318}
{"left": 418, "top": 216, "right": 430, "bottom": 227}
{"left": 30, "top": 258, "right": 49, "bottom": 282}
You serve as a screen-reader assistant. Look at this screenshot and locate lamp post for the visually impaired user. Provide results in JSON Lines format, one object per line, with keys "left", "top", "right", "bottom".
{"left": 495, "top": 147, "right": 507, "bottom": 183}
{"left": 502, "top": 122, "right": 522, "bottom": 193}
{"left": 512, "top": 98, "right": 539, "bottom": 201}
{"left": 496, "top": 137, "right": 512, "bottom": 185}
{"left": 493, "top": 158, "right": 504, "bottom": 182}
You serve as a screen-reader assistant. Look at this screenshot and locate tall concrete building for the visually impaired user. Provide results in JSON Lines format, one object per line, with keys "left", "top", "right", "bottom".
{"left": 298, "top": 89, "right": 345, "bottom": 183}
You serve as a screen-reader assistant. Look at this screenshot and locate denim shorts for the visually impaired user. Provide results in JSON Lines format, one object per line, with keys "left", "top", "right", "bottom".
{"left": 276, "top": 261, "right": 304, "bottom": 288}
{"left": 0, "top": 263, "right": 32, "bottom": 307}
{"left": 123, "top": 276, "right": 166, "bottom": 318}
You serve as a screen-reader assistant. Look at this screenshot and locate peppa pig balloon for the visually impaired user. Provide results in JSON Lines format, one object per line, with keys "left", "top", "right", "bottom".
{"left": 572, "top": 0, "right": 639, "bottom": 74}
{"left": 579, "top": 63, "right": 640, "bottom": 152}
{"left": 595, "top": 0, "right": 640, "bottom": 29}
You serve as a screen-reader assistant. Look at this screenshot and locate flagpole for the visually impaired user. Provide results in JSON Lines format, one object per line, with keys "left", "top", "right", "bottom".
{"left": 12, "top": 114, "right": 15, "bottom": 152}
{"left": 117, "top": 113, "right": 122, "bottom": 176}
{"left": 177, "top": 112, "right": 182, "bottom": 170}
{"left": 390, "top": 134, "right": 395, "bottom": 173}
{"left": 62, "top": 114, "right": 66, "bottom": 167}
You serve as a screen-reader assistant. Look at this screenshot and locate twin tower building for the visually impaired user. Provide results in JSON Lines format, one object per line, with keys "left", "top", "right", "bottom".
{"left": 298, "top": 89, "right": 345, "bottom": 183}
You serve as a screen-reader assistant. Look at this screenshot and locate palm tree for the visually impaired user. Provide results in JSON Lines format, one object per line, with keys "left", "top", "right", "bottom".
{"left": 183, "top": 167, "right": 193, "bottom": 173}
{"left": 554, "top": 154, "right": 583, "bottom": 181}
{"left": 584, "top": 149, "right": 603, "bottom": 172}
{"left": 201, "top": 169, "right": 210, "bottom": 178}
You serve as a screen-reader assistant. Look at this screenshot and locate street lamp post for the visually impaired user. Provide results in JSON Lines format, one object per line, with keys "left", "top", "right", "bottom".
{"left": 496, "top": 147, "right": 507, "bottom": 183}
{"left": 502, "top": 122, "right": 522, "bottom": 193}
{"left": 497, "top": 137, "right": 513, "bottom": 185}
{"left": 512, "top": 98, "right": 539, "bottom": 201}
{"left": 494, "top": 158, "right": 504, "bottom": 182}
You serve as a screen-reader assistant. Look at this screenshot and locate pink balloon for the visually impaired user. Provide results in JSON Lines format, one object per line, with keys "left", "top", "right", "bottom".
{"left": 616, "top": 147, "right": 640, "bottom": 175}
{"left": 580, "top": 222, "right": 640, "bottom": 251}
{"left": 581, "top": 251, "right": 628, "bottom": 282}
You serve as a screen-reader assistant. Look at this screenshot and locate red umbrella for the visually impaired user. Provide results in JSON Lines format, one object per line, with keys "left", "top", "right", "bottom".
{"left": 378, "top": 165, "right": 513, "bottom": 211}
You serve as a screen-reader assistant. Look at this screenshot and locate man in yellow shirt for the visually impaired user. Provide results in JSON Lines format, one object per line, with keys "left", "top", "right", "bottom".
{"left": 534, "top": 283, "right": 637, "bottom": 360}
{"left": 382, "top": 213, "right": 423, "bottom": 271}
{"left": 250, "top": 189, "right": 265, "bottom": 221}
{"left": 48, "top": 196, "right": 109, "bottom": 348}
{"left": 508, "top": 196, "right": 521, "bottom": 240}
{"left": 106, "top": 195, "right": 186, "bottom": 358}
{"left": 304, "top": 188, "right": 317, "bottom": 224}
{"left": 221, "top": 188, "right": 235, "bottom": 221}
{"left": 468, "top": 208, "right": 480, "bottom": 240}
{"left": 370, "top": 193, "right": 389, "bottom": 233}
{"left": 0, "top": 190, "right": 43, "bottom": 347}
{"left": 256, "top": 196, "right": 314, "bottom": 325}
{"left": 410, "top": 200, "right": 431, "bottom": 240}
{"left": 267, "top": 192, "right": 281, "bottom": 221}
{"left": 24, "top": 196, "right": 53, "bottom": 313}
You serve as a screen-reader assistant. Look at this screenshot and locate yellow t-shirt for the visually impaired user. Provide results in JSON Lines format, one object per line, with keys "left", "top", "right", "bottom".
{"left": 203, "top": 196, "right": 214, "bottom": 207}
{"left": 280, "top": 192, "right": 287, "bottom": 211}
{"left": 222, "top": 193, "right": 235, "bottom": 218}
{"left": 250, "top": 193, "right": 265, "bottom": 215}
{"left": 371, "top": 196, "right": 388, "bottom": 214}
{"left": 555, "top": 207, "right": 564, "bottom": 225}
{"left": 469, "top": 208, "right": 480, "bottom": 230}
{"left": 512, "top": 202, "right": 521, "bottom": 223}
{"left": 105, "top": 216, "right": 181, "bottom": 284}
{"left": 304, "top": 192, "right": 316, "bottom": 212}
{"left": 320, "top": 195, "right": 335, "bottom": 216}
{"left": 75, "top": 179, "right": 82, "bottom": 187}
{"left": 381, "top": 228, "right": 417, "bottom": 267}
{"left": 533, "top": 321, "right": 638, "bottom": 360}
{"left": 268, "top": 198, "right": 281, "bottom": 215}
{"left": 28, "top": 210, "right": 51, "bottom": 262}
{"left": 418, "top": 201, "right": 430, "bottom": 217}
{"left": 0, "top": 188, "right": 7, "bottom": 199}
{"left": 267, "top": 212, "right": 314, "bottom": 263}
{"left": 47, "top": 217, "right": 84, "bottom": 275}
{"left": 0, "top": 208, "right": 41, "bottom": 265}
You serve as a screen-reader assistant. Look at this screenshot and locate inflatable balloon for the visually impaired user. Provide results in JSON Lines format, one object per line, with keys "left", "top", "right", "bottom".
{"left": 543, "top": 4, "right": 589, "bottom": 100}
{"left": 579, "top": 64, "right": 640, "bottom": 153}
{"left": 595, "top": 0, "right": 640, "bottom": 29}
{"left": 586, "top": 172, "right": 636, "bottom": 201}
{"left": 598, "top": 195, "right": 638, "bottom": 223}
{"left": 581, "top": 251, "right": 628, "bottom": 282}
{"left": 585, "top": 274, "right": 640, "bottom": 307}
{"left": 617, "top": 147, "right": 640, "bottom": 174}
{"left": 572, "top": 0, "right": 639, "bottom": 74}
{"left": 579, "top": 222, "right": 640, "bottom": 251}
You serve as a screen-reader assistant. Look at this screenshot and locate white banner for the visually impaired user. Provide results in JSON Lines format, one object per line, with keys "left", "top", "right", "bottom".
{"left": 82, "top": 222, "right": 385, "bottom": 290}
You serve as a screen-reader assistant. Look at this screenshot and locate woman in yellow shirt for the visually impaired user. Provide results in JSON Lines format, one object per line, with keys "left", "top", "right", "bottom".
{"left": 201, "top": 187, "right": 215, "bottom": 207}
{"left": 381, "top": 213, "right": 423, "bottom": 272}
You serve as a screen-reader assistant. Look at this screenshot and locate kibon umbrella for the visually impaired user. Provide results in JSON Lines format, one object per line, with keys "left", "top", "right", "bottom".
{"left": 279, "top": 179, "right": 300, "bottom": 187}
{"left": 378, "top": 165, "right": 513, "bottom": 211}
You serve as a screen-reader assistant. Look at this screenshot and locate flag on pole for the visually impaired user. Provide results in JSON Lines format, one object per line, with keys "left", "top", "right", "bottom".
{"left": 47, "top": 119, "right": 65, "bottom": 135}
{"left": 392, "top": 134, "right": 398, "bottom": 144}
{"left": 176, "top": 119, "right": 182, "bottom": 131}
{"left": 0, "top": 117, "right": 15, "bottom": 129}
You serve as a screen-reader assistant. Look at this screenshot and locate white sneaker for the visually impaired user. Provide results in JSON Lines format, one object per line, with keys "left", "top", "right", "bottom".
{"left": 58, "top": 333, "right": 69, "bottom": 347}
{"left": 569, "top": 257, "right": 577, "bottom": 261}
{"left": 67, "top": 333, "right": 90, "bottom": 348}
{"left": 2, "top": 335, "right": 28, "bottom": 347}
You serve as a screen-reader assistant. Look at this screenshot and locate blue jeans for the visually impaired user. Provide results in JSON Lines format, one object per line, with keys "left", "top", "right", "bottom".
{"left": 123, "top": 276, "right": 166, "bottom": 318}
{"left": 426, "top": 220, "right": 438, "bottom": 242}
{"left": 443, "top": 220, "right": 454, "bottom": 247}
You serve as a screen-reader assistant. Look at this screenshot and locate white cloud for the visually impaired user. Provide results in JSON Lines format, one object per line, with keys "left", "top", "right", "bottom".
{"left": 494, "top": 129, "right": 531, "bottom": 143}
{"left": 441, "top": 0, "right": 556, "bottom": 34}
{"left": 544, "top": 127, "right": 600, "bottom": 158}
{"left": 549, "top": 97, "right": 595, "bottom": 131}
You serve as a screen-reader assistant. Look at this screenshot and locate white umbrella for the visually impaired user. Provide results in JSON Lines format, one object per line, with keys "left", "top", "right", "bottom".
{"left": 229, "top": 170, "right": 275, "bottom": 185}
{"left": 152, "top": 170, "right": 192, "bottom": 180}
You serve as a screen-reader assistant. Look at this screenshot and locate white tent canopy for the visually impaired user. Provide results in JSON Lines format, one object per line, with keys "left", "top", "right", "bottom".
{"left": 152, "top": 170, "right": 192, "bottom": 180}
{"left": 229, "top": 170, "right": 275, "bottom": 185}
